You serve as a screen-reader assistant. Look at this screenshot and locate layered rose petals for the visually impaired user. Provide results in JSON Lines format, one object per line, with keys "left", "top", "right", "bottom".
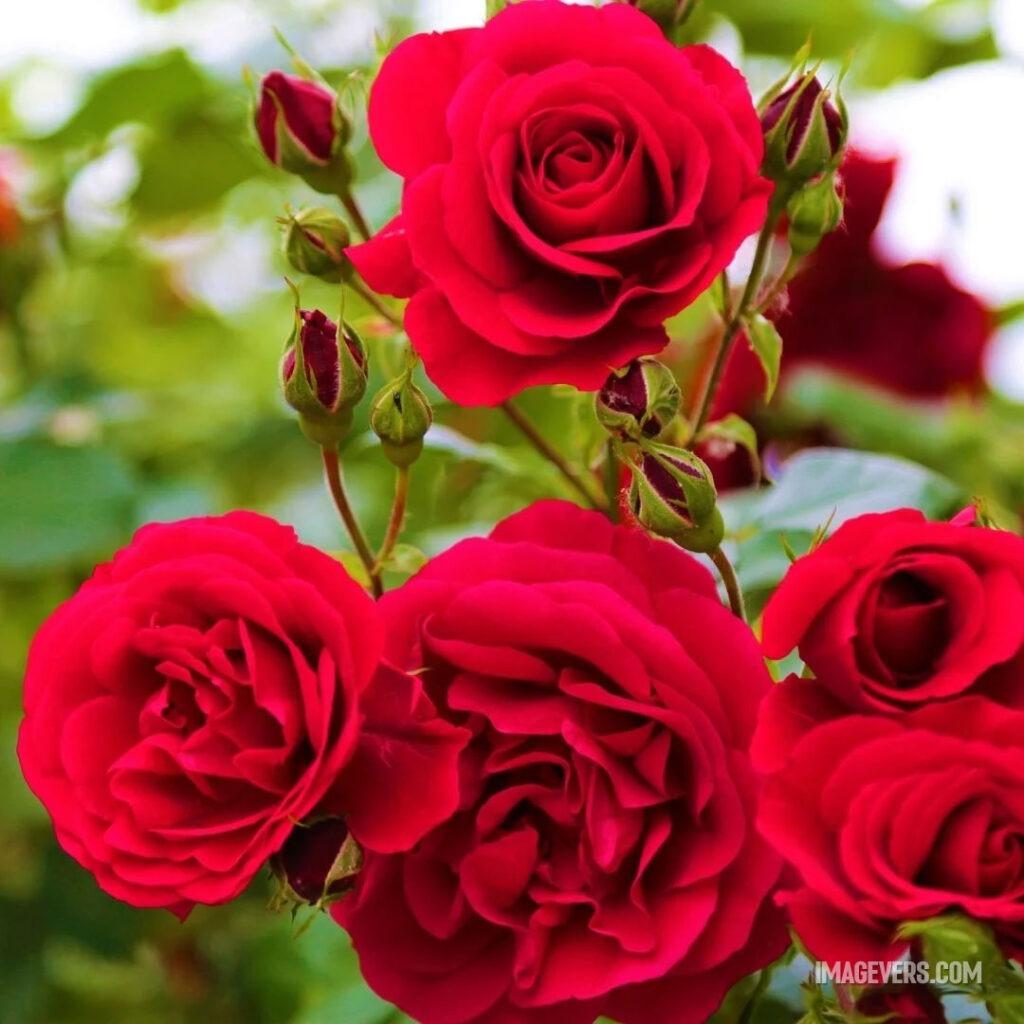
{"left": 349, "top": 0, "right": 771, "bottom": 405}
{"left": 333, "top": 500, "right": 785, "bottom": 1024}
{"left": 762, "top": 509, "right": 1024, "bottom": 712}
{"left": 755, "top": 694, "right": 1024, "bottom": 963}
{"left": 18, "top": 512, "right": 466, "bottom": 915}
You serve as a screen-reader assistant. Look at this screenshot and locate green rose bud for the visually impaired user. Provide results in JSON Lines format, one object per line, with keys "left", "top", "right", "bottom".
{"left": 282, "top": 306, "right": 368, "bottom": 446}
{"left": 283, "top": 207, "right": 352, "bottom": 282}
{"left": 595, "top": 358, "right": 681, "bottom": 441}
{"left": 761, "top": 74, "right": 847, "bottom": 192}
{"left": 628, "top": 444, "right": 724, "bottom": 553}
{"left": 786, "top": 172, "right": 844, "bottom": 256}
{"left": 370, "top": 371, "right": 433, "bottom": 468}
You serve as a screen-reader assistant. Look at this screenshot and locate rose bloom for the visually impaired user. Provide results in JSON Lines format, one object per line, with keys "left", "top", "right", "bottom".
{"left": 349, "top": 0, "right": 771, "bottom": 405}
{"left": 18, "top": 512, "right": 466, "bottom": 916}
{"left": 754, "top": 693, "right": 1024, "bottom": 963}
{"left": 333, "top": 501, "right": 785, "bottom": 1024}
{"left": 761, "top": 509, "right": 1024, "bottom": 712}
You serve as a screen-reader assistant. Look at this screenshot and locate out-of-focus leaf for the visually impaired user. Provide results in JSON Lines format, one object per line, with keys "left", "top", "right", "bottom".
{"left": 0, "top": 441, "right": 137, "bottom": 575}
{"left": 133, "top": 116, "right": 266, "bottom": 219}
{"left": 380, "top": 542, "right": 427, "bottom": 576}
{"left": 43, "top": 50, "right": 211, "bottom": 146}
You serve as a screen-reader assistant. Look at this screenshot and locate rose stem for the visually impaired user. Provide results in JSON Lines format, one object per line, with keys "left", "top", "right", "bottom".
{"left": 603, "top": 439, "right": 620, "bottom": 522}
{"left": 349, "top": 278, "right": 404, "bottom": 330}
{"left": 501, "top": 399, "right": 608, "bottom": 512}
{"left": 689, "top": 208, "right": 782, "bottom": 440}
{"left": 339, "top": 190, "right": 373, "bottom": 242}
{"left": 757, "top": 248, "right": 803, "bottom": 313}
{"left": 375, "top": 465, "right": 410, "bottom": 572}
{"left": 709, "top": 546, "right": 746, "bottom": 621}
{"left": 321, "top": 444, "right": 382, "bottom": 598}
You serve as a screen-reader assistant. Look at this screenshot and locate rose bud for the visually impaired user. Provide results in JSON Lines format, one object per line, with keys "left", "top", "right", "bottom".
{"left": 785, "top": 170, "right": 843, "bottom": 256}
{"left": 282, "top": 307, "right": 368, "bottom": 445}
{"left": 271, "top": 817, "right": 361, "bottom": 908}
{"left": 761, "top": 74, "right": 846, "bottom": 190}
{"left": 255, "top": 70, "right": 352, "bottom": 194}
{"left": 595, "top": 357, "right": 681, "bottom": 441}
{"left": 369, "top": 371, "right": 432, "bottom": 468}
{"left": 628, "top": 443, "right": 724, "bottom": 553}
{"left": 282, "top": 207, "right": 352, "bottom": 282}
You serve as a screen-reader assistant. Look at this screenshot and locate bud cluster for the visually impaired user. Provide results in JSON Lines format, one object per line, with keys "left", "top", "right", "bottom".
{"left": 760, "top": 66, "right": 849, "bottom": 254}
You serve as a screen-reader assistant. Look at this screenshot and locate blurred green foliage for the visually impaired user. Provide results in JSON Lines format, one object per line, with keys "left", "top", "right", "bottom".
{"left": 0, "top": 0, "right": 1015, "bottom": 1020}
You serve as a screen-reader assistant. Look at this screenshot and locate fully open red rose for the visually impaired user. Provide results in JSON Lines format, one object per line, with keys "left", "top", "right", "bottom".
{"left": 333, "top": 501, "right": 785, "bottom": 1024}
{"left": 349, "top": 0, "right": 771, "bottom": 405}
{"left": 755, "top": 694, "right": 1024, "bottom": 963}
{"left": 18, "top": 512, "right": 466, "bottom": 916}
{"left": 761, "top": 509, "right": 1024, "bottom": 712}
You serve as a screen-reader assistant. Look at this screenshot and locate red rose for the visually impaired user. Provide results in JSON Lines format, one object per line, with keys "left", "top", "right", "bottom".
{"left": 761, "top": 509, "right": 1024, "bottom": 711}
{"left": 755, "top": 693, "right": 1024, "bottom": 963}
{"left": 18, "top": 512, "right": 466, "bottom": 916}
{"left": 333, "top": 500, "right": 785, "bottom": 1024}
{"left": 349, "top": 0, "right": 771, "bottom": 405}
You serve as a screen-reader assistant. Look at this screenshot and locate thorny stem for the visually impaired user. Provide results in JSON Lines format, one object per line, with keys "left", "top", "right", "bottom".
{"left": 321, "top": 445, "right": 382, "bottom": 598}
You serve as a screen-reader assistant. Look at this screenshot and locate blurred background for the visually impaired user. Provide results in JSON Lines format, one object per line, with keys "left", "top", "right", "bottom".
{"left": 1, "top": 0, "right": 1023, "bottom": 1021}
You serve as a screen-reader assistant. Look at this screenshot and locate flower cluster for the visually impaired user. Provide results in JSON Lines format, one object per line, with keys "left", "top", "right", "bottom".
{"left": 15, "top": 1, "right": 1016, "bottom": 1021}
{"left": 755, "top": 509, "right": 1024, "bottom": 965}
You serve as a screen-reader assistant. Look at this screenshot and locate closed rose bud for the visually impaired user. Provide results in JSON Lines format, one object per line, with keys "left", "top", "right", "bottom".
{"left": 761, "top": 74, "right": 846, "bottom": 190}
{"left": 271, "top": 817, "right": 361, "bottom": 907}
{"left": 282, "top": 307, "right": 368, "bottom": 445}
{"left": 283, "top": 207, "right": 352, "bottom": 282}
{"left": 370, "top": 372, "right": 432, "bottom": 468}
{"left": 596, "top": 358, "right": 681, "bottom": 440}
{"left": 786, "top": 170, "right": 843, "bottom": 255}
{"left": 256, "top": 70, "right": 352, "bottom": 194}
{"left": 629, "top": 444, "right": 724, "bottom": 553}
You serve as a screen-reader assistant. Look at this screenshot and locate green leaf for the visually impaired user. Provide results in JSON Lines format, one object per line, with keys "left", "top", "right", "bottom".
{"left": 380, "top": 543, "right": 427, "bottom": 577}
{"left": 699, "top": 413, "right": 761, "bottom": 481}
{"left": 0, "top": 441, "right": 137, "bottom": 576}
{"left": 719, "top": 448, "right": 962, "bottom": 610}
{"left": 746, "top": 314, "right": 782, "bottom": 404}
{"left": 43, "top": 50, "right": 211, "bottom": 147}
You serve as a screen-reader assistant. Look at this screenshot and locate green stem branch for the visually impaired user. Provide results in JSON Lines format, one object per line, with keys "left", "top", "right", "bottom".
{"left": 340, "top": 190, "right": 372, "bottom": 242}
{"left": 501, "top": 400, "right": 607, "bottom": 512}
{"left": 375, "top": 465, "right": 410, "bottom": 571}
{"left": 689, "top": 210, "right": 782, "bottom": 441}
{"left": 321, "top": 445, "right": 382, "bottom": 598}
{"left": 709, "top": 546, "right": 746, "bottom": 621}
{"left": 349, "top": 278, "right": 404, "bottom": 330}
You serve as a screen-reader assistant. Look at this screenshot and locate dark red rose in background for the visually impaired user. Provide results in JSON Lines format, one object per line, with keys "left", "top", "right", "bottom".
{"left": 755, "top": 695, "right": 1024, "bottom": 963}
{"left": 695, "top": 149, "right": 993, "bottom": 490}
{"left": 18, "top": 513, "right": 466, "bottom": 916}
{"left": 761, "top": 509, "right": 1024, "bottom": 712}
{"left": 334, "top": 501, "right": 785, "bottom": 1024}
{"left": 857, "top": 986, "right": 946, "bottom": 1024}
{"left": 349, "top": 0, "right": 771, "bottom": 405}
{"left": 0, "top": 167, "right": 18, "bottom": 246}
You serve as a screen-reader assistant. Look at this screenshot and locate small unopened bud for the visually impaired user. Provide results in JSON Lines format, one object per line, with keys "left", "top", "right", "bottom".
{"left": 596, "top": 358, "right": 681, "bottom": 441}
{"left": 786, "top": 172, "right": 843, "bottom": 255}
{"left": 370, "top": 372, "right": 432, "bottom": 468}
{"left": 282, "top": 307, "right": 368, "bottom": 445}
{"left": 271, "top": 817, "right": 361, "bottom": 907}
{"left": 761, "top": 74, "right": 846, "bottom": 190}
{"left": 283, "top": 207, "right": 352, "bottom": 282}
{"left": 629, "top": 444, "right": 724, "bottom": 553}
{"left": 255, "top": 70, "right": 352, "bottom": 194}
